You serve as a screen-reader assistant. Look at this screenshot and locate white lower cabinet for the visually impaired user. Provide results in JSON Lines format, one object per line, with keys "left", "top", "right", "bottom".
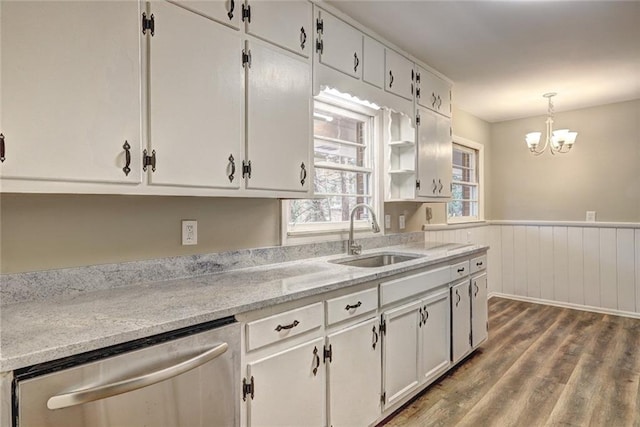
{"left": 326, "top": 317, "right": 381, "bottom": 427}
{"left": 245, "top": 337, "right": 325, "bottom": 427}
{"left": 451, "top": 280, "right": 472, "bottom": 364}
{"left": 382, "top": 287, "right": 451, "bottom": 408}
{"left": 472, "top": 273, "right": 489, "bottom": 347}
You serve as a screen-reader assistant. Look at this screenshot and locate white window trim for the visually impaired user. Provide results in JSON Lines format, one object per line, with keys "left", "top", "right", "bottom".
{"left": 282, "top": 93, "right": 383, "bottom": 246}
{"left": 448, "top": 135, "right": 485, "bottom": 224}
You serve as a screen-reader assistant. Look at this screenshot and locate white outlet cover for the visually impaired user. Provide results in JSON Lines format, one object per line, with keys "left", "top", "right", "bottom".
{"left": 182, "top": 220, "right": 198, "bottom": 245}
{"left": 586, "top": 211, "right": 596, "bottom": 222}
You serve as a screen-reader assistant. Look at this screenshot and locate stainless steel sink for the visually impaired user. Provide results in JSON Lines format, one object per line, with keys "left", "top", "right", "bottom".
{"left": 329, "top": 252, "right": 423, "bottom": 268}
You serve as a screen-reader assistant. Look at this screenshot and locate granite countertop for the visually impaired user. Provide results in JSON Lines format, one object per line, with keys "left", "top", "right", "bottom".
{"left": 0, "top": 242, "right": 487, "bottom": 372}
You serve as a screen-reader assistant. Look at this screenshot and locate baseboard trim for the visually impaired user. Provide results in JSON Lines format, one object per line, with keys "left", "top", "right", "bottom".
{"left": 489, "top": 292, "right": 640, "bottom": 320}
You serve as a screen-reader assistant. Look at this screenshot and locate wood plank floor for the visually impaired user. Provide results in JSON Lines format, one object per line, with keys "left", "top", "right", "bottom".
{"left": 383, "top": 297, "right": 640, "bottom": 427}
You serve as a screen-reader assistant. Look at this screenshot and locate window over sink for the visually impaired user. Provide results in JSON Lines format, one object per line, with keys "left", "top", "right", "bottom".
{"left": 283, "top": 89, "right": 381, "bottom": 241}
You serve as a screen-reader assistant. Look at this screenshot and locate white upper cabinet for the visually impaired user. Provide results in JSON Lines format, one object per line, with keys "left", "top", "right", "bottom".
{"left": 0, "top": 1, "right": 142, "bottom": 185}
{"left": 245, "top": 40, "right": 311, "bottom": 192}
{"left": 417, "top": 66, "right": 452, "bottom": 118}
{"left": 385, "top": 49, "right": 415, "bottom": 101}
{"left": 147, "top": 1, "right": 243, "bottom": 189}
{"left": 416, "top": 108, "right": 452, "bottom": 199}
{"left": 172, "top": 0, "right": 241, "bottom": 29}
{"left": 245, "top": 0, "right": 312, "bottom": 58}
{"left": 316, "top": 10, "right": 363, "bottom": 79}
{"left": 362, "top": 36, "right": 385, "bottom": 89}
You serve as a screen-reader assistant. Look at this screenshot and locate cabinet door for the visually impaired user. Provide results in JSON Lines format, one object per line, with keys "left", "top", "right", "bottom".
{"left": 416, "top": 109, "right": 439, "bottom": 198}
{"left": 246, "top": 41, "right": 311, "bottom": 192}
{"left": 419, "top": 291, "right": 451, "bottom": 382}
{"left": 435, "top": 115, "right": 452, "bottom": 198}
{"left": 382, "top": 301, "right": 421, "bottom": 407}
{"left": 327, "top": 318, "right": 381, "bottom": 427}
{"left": 472, "top": 273, "right": 489, "bottom": 347}
{"left": 0, "top": 1, "right": 142, "bottom": 184}
{"left": 317, "top": 11, "right": 362, "bottom": 79}
{"left": 385, "top": 49, "right": 415, "bottom": 101}
{"left": 417, "top": 67, "right": 451, "bottom": 118}
{"left": 247, "top": 338, "right": 324, "bottom": 427}
{"left": 172, "top": 0, "right": 240, "bottom": 29}
{"left": 363, "top": 36, "right": 385, "bottom": 88}
{"left": 451, "top": 280, "right": 472, "bottom": 364}
{"left": 148, "top": 1, "right": 243, "bottom": 189}
{"left": 246, "top": 0, "right": 312, "bottom": 58}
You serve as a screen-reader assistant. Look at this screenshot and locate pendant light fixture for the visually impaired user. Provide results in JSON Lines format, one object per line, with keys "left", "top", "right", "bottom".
{"left": 525, "top": 93, "right": 577, "bottom": 155}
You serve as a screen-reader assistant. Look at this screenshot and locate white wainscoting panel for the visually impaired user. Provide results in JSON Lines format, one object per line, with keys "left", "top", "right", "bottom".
{"left": 425, "top": 221, "right": 640, "bottom": 317}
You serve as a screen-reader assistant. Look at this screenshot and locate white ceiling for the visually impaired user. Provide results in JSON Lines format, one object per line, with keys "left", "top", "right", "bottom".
{"left": 326, "top": 0, "right": 640, "bottom": 123}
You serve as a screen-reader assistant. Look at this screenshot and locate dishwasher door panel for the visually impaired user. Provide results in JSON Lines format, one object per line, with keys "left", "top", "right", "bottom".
{"left": 17, "top": 322, "right": 240, "bottom": 427}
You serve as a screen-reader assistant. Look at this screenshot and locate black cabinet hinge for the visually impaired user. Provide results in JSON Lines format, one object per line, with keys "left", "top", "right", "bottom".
{"left": 416, "top": 88, "right": 421, "bottom": 99}
{"left": 416, "top": 113, "right": 421, "bottom": 126}
{"left": 142, "top": 12, "right": 155, "bottom": 36}
{"left": 316, "top": 39, "right": 324, "bottom": 54}
{"left": 242, "top": 49, "right": 251, "bottom": 68}
{"left": 416, "top": 72, "right": 421, "bottom": 83}
{"left": 416, "top": 180, "right": 421, "bottom": 190}
{"left": 324, "top": 344, "right": 332, "bottom": 363}
{"left": 381, "top": 392, "right": 386, "bottom": 404}
{"left": 242, "top": 376, "right": 254, "bottom": 401}
{"left": 142, "top": 149, "right": 156, "bottom": 172}
{"left": 379, "top": 318, "right": 386, "bottom": 335}
{"left": 242, "top": 160, "right": 252, "bottom": 179}
{"left": 316, "top": 17, "right": 324, "bottom": 34}
{"left": 242, "top": 4, "right": 251, "bottom": 22}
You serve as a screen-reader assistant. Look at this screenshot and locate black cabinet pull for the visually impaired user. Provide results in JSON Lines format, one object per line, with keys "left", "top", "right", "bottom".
{"left": 424, "top": 307, "right": 429, "bottom": 322}
{"left": 438, "top": 179, "right": 443, "bottom": 193}
{"left": 275, "top": 320, "right": 299, "bottom": 332}
{"left": 432, "top": 179, "right": 437, "bottom": 194}
{"left": 418, "top": 307, "right": 423, "bottom": 327}
{"left": 455, "top": 289, "right": 461, "bottom": 307}
{"left": 228, "top": 154, "right": 236, "bottom": 182}
{"left": 354, "top": 52, "right": 359, "bottom": 72}
{"left": 344, "top": 301, "right": 362, "bottom": 311}
{"left": 476, "top": 261, "right": 483, "bottom": 266}
{"left": 437, "top": 95, "right": 442, "bottom": 109}
{"left": 228, "top": 0, "right": 235, "bottom": 19}
{"left": 432, "top": 92, "right": 437, "bottom": 108}
{"left": 474, "top": 282, "right": 479, "bottom": 297}
{"left": 300, "top": 162, "right": 307, "bottom": 186}
{"left": 122, "top": 141, "right": 131, "bottom": 176}
{"left": 372, "top": 325, "right": 379, "bottom": 350}
{"left": 312, "top": 346, "right": 320, "bottom": 376}
{"left": 389, "top": 70, "right": 394, "bottom": 88}
{"left": 457, "top": 267, "right": 465, "bottom": 273}
{"left": 0, "top": 133, "right": 5, "bottom": 163}
{"left": 300, "top": 27, "right": 307, "bottom": 50}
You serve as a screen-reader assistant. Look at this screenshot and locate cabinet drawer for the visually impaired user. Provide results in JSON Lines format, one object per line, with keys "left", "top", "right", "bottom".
{"left": 246, "top": 302, "right": 323, "bottom": 351}
{"left": 380, "top": 266, "right": 450, "bottom": 306}
{"left": 450, "top": 261, "right": 470, "bottom": 280}
{"left": 470, "top": 255, "right": 487, "bottom": 274}
{"left": 326, "top": 288, "right": 378, "bottom": 325}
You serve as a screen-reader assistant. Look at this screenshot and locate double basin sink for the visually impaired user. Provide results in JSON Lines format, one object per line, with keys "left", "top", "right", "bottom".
{"left": 328, "top": 243, "right": 474, "bottom": 268}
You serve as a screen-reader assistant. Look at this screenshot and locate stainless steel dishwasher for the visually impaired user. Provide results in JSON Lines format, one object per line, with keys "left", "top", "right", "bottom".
{"left": 14, "top": 318, "right": 240, "bottom": 427}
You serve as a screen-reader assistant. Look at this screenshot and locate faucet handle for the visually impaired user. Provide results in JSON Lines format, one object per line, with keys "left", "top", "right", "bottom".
{"left": 350, "top": 244, "right": 362, "bottom": 255}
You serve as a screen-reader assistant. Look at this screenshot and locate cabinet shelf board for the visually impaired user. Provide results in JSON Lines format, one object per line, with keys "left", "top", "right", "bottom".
{"left": 389, "top": 140, "right": 415, "bottom": 147}
{"left": 389, "top": 169, "right": 415, "bottom": 175}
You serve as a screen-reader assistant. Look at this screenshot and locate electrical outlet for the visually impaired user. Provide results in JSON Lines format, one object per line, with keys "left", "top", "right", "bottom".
{"left": 586, "top": 211, "right": 596, "bottom": 222}
{"left": 385, "top": 214, "right": 391, "bottom": 229}
{"left": 425, "top": 207, "right": 433, "bottom": 222}
{"left": 182, "top": 220, "right": 198, "bottom": 245}
{"left": 399, "top": 215, "right": 406, "bottom": 230}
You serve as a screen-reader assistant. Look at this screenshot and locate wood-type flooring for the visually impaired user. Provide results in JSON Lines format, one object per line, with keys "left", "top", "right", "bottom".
{"left": 384, "top": 297, "right": 640, "bottom": 427}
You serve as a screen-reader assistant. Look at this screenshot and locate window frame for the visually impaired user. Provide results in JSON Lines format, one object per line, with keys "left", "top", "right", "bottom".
{"left": 282, "top": 91, "right": 382, "bottom": 244}
{"left": 447, "top": 136, "right": 485, "bottom": 224}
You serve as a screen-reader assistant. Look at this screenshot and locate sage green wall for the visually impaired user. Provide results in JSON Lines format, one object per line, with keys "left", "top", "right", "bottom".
{"left": 0, "top": 194, "right": 281, "bottom": 273}
{"left": 489, "top": 99, "right": 640, "bottom": 222}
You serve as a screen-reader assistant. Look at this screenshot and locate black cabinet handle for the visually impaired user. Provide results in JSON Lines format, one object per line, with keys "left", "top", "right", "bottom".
{"left": 300, "top": 27, "right": 307, "bottom": 50}
{"left": 1, "top": 133, "right": 6, "bottom": 163}
{"left": 432, "top": 179, "right": 437, "bottom": 194}
{"left": 300, "top": 162, "right": 307, "bottom": 186}
{"left": 457, "top": 267, "right": 465, "bottom": 273}
{"left": 432, "top": 92, "right": 437, "bottom": 108}
{"left": 312, "top": 346, "right": 320, "bottom": 376}
{"left": 418, "top": 307, "right": 423, "bottom": 327}
{"left": 424, "top": 308, "right": 429, "bottom": 322}
{"left": 474, "top": 282, "right": 479, "bottom": 297}
{"left": 228, "top": 0, "right": 235, "bottom": 19}
{"left": 389, "top": 70, "right": 394, "bottom": 88}
{"left": 438, "top": 179, "right": 443, "bottom": 193}
{"left": 228, "top": 154, "right": 236, "bottom": 182}
{"left": 275, "top": 320, "right": 299, "bottom": 332}
{"left": 437, "top": 95, "right": 442, "bottom": 108}
{"left": 476, "top": 261, "right": 483, "bottom": 267}
{"left": 122, "top": 141, "right": 131, "bottom": 176}
{"left": 354, "top": 52, "right": 359, "bottom": 72}
{"left": 345, "top": 301, "right": 362, "bottom": 311}
{"left": 411, "top": 83, "right": 414, "bottom": 95}
{"left": 455, "top": 289, "right": 461, "bottom": 307}
{"left": 372, "top": 325, "right": 379, "bottom": 349}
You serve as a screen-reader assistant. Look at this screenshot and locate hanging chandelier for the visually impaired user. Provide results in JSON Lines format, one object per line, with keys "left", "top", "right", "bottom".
{"left": 525, "top": 93, "right": 577, "bottom": 155}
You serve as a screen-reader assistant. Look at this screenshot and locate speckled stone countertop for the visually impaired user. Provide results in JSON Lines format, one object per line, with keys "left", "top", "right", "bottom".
{"left": 0, "top": 241, "right": 487, "bottom": 372}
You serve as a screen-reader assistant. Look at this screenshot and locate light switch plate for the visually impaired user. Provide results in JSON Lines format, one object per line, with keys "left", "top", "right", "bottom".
{"left": 586, "top": 211, "right": 596, "bottom": 222}
{"left": 182, "top": 220, "right": 198, "bottom": 245}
